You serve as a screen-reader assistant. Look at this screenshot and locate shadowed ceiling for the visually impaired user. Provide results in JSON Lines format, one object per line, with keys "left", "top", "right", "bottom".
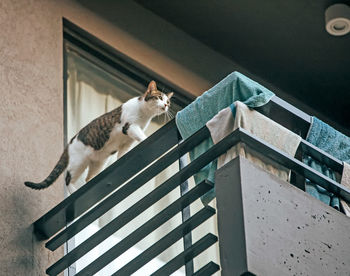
{"left": 80, "top": 0, "right": 350, "bottom": 131}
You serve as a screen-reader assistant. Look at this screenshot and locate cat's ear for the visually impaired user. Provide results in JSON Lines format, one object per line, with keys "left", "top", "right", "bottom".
{"left": 167, "top": 92, "right": 174, "bottom": 99}
{"left": 147, "top": 80, "right": 157, "bottom": 93}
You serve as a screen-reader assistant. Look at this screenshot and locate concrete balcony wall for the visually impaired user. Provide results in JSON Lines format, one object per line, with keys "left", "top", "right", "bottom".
{"left": 216, "top": 156, "right": 350, "bottom": 276}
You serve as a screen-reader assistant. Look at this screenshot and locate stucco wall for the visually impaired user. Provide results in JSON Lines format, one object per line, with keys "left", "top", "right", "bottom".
{"left": 0, "top": 0, "right": 239, "bottom": 275}
{"left": 0, "top": 0, "right": 64, "bottom": 275}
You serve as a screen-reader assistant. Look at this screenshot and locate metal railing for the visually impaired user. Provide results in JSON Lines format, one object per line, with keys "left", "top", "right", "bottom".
{"left": 34, "top": 114, "right": 350, "bottom": 275}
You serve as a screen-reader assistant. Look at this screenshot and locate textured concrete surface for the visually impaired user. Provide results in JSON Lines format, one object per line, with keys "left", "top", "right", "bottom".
{"left": 216, "top": 156, "right": 350, "bottom": 276}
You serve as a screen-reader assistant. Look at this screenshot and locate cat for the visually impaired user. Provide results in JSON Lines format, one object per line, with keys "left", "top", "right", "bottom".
{"left": 24, "top": 80, "right": 173, "bottom": 194}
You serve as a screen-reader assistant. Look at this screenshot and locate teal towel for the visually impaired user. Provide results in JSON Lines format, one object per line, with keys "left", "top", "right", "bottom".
{"left": 304, "top": 117, "right": 350, "bottom": 209}
{"left": 176, "top": 71, "right": 275, "bottom": 205}
{"left": 303, "top": 156, "right": 339, "bottom": 208}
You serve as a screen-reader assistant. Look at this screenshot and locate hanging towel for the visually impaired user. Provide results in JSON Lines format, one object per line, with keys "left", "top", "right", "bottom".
{"left": 175, "top": 72, "right": 275, "bottom": 204}
{"left": 303, "top": 156, "right": 339, "bottom": 208}
{"left": 340, "top": 162, "right": 350, "bottom": 217}
{"left": 206, "top": 101, "right": 301, "bottom": 203}
{"left": 304, "top": 117, "right": 350, "bottom": 209}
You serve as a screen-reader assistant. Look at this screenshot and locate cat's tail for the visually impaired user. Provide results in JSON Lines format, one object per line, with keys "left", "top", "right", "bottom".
{"left": 24, "top": 147, "right": 69, "bottom": 190}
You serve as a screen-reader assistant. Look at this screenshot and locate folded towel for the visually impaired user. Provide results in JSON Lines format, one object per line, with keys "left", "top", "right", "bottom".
{"left": 304, "top": 117, "right": 350, "bottom": 209}
{"left": 176, "top": 72, "right": 275, "bottom": 204}
{"left": 340, "top": 162, "right": 350, "bottom": 216}
{"left": 206, "top": 101, "right": 301, "bottom": 203}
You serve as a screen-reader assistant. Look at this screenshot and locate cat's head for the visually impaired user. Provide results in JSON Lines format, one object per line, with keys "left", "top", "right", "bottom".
{"left": 142, "top": 80, "right": 174, "bottom": 115}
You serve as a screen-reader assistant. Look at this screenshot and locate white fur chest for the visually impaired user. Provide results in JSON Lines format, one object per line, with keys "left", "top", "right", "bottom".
{"left": 120, "top": 98, "right": 152, "bottom": 129}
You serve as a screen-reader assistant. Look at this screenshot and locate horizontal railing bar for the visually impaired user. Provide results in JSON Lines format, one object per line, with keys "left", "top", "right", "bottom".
{"left": 238, "top": 128, "right": 350, "bottom": 203}
{"left": 46, "top": 181, "right": 213, "bottom": 275}
{"left": 192, "top": 261, "right": 220, "bottom": 276}
{"left": 300, "top": 139, "right": 343, "bottom": 173}
{"left": 113, "top": 210, "right": 216, "bottom": 276}
{"left": 151, "top": 233, "right": 218, "bottom": 276}
{"left": 74, "top": 189, "right": 215, "bottom": 275}
{"left": 34, "top": 119, "right": 179, "bottom": 239}
{"left": 46, "top": 126, "right": 210, "bottom": 251}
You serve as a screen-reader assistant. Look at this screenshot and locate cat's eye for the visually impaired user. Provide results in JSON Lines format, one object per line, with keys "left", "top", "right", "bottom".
{"left": 158, "top": 95, "right": 163, "bottom": 100}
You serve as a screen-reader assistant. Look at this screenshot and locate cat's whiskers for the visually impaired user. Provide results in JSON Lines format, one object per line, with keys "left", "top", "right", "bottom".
{"left": 165, "top": 109, "right": 170, "bottom": 122}
{"left": 165, "top": 109, "right": 174, "bottom": 122}
{"left": 160, "top": 108, "right": 165, "bottom": 124}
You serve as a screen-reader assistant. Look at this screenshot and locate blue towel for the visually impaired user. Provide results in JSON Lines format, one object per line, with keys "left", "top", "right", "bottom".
{"left": 176, "top": 71, "right": 275, "bottom": 204}
{"left": 304, "top": 117, "right": 350, "bottom": 209}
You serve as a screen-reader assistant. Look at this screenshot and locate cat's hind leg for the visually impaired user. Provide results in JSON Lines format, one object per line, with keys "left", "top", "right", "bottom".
{"left": 66, "top": 159, "right": 89, "bottom": 194}
{"left": 65, "top": 141, "right": 91, "bottom": 194}
{"left": 85, "top": 160, "right": 105, "bottom": 182}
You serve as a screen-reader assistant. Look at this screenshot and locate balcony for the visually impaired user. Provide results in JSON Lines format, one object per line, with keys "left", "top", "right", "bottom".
{"left": 33, "top": 95, "right": 350, "bottom": 276}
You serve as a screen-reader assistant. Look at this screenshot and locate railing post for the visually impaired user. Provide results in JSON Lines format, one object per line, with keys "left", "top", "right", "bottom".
{"left": 179, "top": 153, "right": 194, "bottom": 275}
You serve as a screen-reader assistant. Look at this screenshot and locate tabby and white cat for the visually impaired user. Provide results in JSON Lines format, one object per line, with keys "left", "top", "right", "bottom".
{"left": 25, "top": 81, "right": 173, "bottom": 194}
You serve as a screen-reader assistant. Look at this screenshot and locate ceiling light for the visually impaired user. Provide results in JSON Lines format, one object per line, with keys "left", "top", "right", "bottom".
{"left": 325, "top": 3, "right": 350, "bottom": 36}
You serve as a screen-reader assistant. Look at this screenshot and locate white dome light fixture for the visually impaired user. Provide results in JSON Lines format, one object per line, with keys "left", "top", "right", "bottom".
{"left": 325, "top": 3, "right": 350, "bottom": 36}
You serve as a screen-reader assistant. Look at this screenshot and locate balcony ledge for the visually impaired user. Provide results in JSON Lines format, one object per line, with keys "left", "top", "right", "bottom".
{"left": 216, "top": 156, "right": 350, "bottom": 276}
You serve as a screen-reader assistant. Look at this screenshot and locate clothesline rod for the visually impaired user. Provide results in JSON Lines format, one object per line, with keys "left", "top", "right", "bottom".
{"left": 300, "top": 140, "right": 343, "bottom": 173}
{"left": 270, "top": 96, "right": 311, "bottom": 124}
